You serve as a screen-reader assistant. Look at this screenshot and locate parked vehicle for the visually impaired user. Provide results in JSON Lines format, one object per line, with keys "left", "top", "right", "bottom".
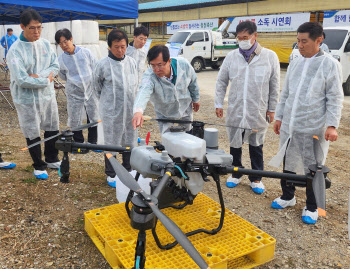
{"left": 289, "top": 26, "right": 350, "bottom": 96}
{"left": 166, "top": 19, "right": 238, "bottom": 72}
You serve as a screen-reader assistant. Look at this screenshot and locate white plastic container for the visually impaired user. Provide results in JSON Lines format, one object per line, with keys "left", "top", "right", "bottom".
{"left": 161, "top": 131, "right": 206, "bottom": 162}
{"left": 99, "top": 40, "right": 108, "bottom": 58}
{"left": 116, "top": 171, "right": 152, "bottom": 203}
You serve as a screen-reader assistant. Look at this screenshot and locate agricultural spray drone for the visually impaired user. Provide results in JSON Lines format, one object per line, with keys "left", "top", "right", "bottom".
{"left": 22, "top": 120, "right": 331, "bottom": 269}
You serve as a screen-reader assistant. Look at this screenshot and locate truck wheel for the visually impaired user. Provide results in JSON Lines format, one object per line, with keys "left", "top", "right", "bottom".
{"left": 191, "top": 58, "right": 204, "bottom": 73}
{"left": 211, "top": 63, "right": 220, "bottom": 70}
{"left": 343, "top": 76, "right": 350, "bottom": 96}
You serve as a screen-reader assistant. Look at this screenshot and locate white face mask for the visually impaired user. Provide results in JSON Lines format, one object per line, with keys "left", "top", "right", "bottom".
{"left": 238, "top": 37, "right": 253, "bottom": 50}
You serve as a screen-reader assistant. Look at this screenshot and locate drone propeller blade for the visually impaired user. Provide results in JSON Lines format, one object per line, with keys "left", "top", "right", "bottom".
{"left": 70, "top": 121, "right": 101, "bottom": 132}
{"left": 312, "top": 169, "right": 326, "bottom": 216}
{"left": 21, "top": 133, "right": 61, "bottom": 151}
{"left": 153, "top": 118, "right": 193, "bottom": 124}
{"left": 313, "top": 136, "right": 324, "bottom": 165}
{"left": 150, "top": 118, "right": 258, "bottom": 132}
{"left": 147, "top": 203, "right": 210, "bottom": 269}
{"left": 106, "top": 153, "right": 142, "bottom": 193}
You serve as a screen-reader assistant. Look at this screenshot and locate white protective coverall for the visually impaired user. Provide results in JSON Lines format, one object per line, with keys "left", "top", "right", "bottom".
{"left": 269, "top": 51, "right": 343, "bottom": 174}
{"left": 93, "top": 55, "right": 138, "bottom": 147}
{"left": 133, "top": 57, "right": 200, "bottom": 133}
{"left": 7, "top": 38, "right": 59, "bottom": 140}
{"left": 58, "top": 47, "right": 99, "bottom": 128}
{"left": 125, "top": 45, "right": 147, "bottom": 86}
{"left": 215, "top": 48, "right": 280, "bottom": 148}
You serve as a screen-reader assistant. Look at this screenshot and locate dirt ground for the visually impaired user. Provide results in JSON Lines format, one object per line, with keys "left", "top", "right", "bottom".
{"left": 0, "top": 67, "right": 349, "bottom": 269}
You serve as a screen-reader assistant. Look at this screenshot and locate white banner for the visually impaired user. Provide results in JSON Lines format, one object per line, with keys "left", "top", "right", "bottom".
{"left": 167, "top": 18, "right": 218, "bottom": 35}
{"left": 227, "top": 13, "right": 310, "bottom": 33}
{"left": 323, "top": 10, "right": 350, "bottom": 27}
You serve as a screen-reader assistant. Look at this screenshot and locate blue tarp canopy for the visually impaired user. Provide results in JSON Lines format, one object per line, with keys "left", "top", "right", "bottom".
{"left": 0, "top": 0, "right": 138, "bottom": 24}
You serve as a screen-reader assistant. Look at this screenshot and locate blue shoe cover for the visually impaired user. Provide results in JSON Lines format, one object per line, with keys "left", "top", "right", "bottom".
{"left": 252, "top": 187, "right": 264, "bottom": 194}
{"left": 302, "top": 216, "right": 317, "bottom": 224}
{"left": 226, "top": 182, "right": 238, "bottom": 188}
{"left": 0, "top": 163, "right": 16, "bottom": 169}
{"left": 107, "top": 180, "right": 116, "bottom": 188}
{"left": 33, "top": 171, "right": 48, "bottom": 180}
{"left": 271, "top": 201, "right": 284, "bottom": 209}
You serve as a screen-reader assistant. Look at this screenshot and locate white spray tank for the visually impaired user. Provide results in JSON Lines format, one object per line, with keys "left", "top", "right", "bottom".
{"left": 161, "top": 128, "right": 206, "bottom": 195}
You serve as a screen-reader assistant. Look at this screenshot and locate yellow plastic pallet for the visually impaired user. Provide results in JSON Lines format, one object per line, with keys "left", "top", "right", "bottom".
{"left": 85, "top": 193, "right": 275, "bottom": 269}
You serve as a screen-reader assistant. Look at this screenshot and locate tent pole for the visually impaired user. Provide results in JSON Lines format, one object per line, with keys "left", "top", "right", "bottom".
{"left": 3, "top": 24, "right": 8, "bottom": 62}
{"left": 135, "top": 18, "right": 138, "bottom": 27}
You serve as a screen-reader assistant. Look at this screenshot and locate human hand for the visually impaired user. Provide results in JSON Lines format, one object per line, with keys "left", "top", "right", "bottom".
{"left": 216, "top": 108, "right": 223, "bottom": 118}
{"left": 29, "top": 74, "right": 39, "bottom": 78}
{"left": 325, "top": 126, "right": 338, "bottom": 141}
{"left": 266, "top": 111, "right": 275, "bottom": 123}
{"left": 193, "top": 102, "right": 200, "bottom": 112}
{"left": 48, "top": 72, "right": 54, "bottom": 83}
{"left": 132, "top": 112, "right": 144, "bottom": 130}
{"left": 274, "top": 120, "right": 281, "bottom": 135}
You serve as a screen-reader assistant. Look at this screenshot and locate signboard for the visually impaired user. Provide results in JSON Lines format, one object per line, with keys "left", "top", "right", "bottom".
{"left": 168, "top": 42, "right": 182, "bottom": 58}
{"left": 167, "top": 18, "right": 218, "bottom": 34}
{"left": 227, "top": 13, "right": 310, "bottom": 32}
{"left": 324, "top": 10, "right": 350, "bottom": 27}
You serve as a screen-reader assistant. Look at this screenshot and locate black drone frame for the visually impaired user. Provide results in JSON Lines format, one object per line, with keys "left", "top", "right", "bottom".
{"left": 23, "top": 121, "right": 331, "bottom": 269}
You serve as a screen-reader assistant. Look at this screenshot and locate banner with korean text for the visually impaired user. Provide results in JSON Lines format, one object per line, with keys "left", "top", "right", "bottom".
{"left": 323, "top": 10, "right": 350, "bottom": 27}
{"left": 227, "top": 13, "right": 310, "bottom": 32}
{"left": 167, "top": 19, "right": 218, "bottom": 35}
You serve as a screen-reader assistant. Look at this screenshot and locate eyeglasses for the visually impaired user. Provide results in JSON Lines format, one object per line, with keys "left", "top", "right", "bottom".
{"left": 28, "top": 26, "right": 43, "bottom": 32}
{"left": 150, "top": 63, "right": 167, "bottom": 70}
{"left": 58, "top": 39, "right": 70, "bottom": 46}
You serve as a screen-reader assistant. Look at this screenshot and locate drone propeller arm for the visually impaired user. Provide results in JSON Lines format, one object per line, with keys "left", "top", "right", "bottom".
{"left": 225, "top": 167, "right": 309, "bottom": 182}
{"left": 151, "top": 171, "right": 172, "bottom": 199}
{"left": 72, "top": 143, "right": 130, "bottom": 153}
{"left": 226, "top": 165, "right": 327, "bottom": 216}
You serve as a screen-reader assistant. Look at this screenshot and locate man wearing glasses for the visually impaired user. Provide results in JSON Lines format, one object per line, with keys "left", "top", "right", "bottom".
{"left": 132, "top": 45, "right": 200, "bottom": 133}
{"left": 126, "top": 26, "right": 149, "bottom": 86}
{"left": 215, "top": 21, "right": 280, "bottom": 194}
{"left": 7, "top": 9, "right": 60, "bottom": 180}
{"left": 55, "top": 28, "right": 99, "bottom": 146}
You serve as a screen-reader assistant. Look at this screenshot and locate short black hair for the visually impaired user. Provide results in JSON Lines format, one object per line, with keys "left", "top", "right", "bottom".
{"left": 147, "top": 45, "right": 170, "bottom": 64}
{"left": 20, "top": 9, "right": 42, "bottom": 27}
{"left": 55, "top": 28, "right": 72, "bottom": 44}
{"left": 7, "top": 28, "right": 13, "bottom": 32}
{"left": 323, "top": 32, "right": 326, "bottom": 39}
{"left": 108, "top": 29, "right": 128, "bottom": 47}
{"left": 134, "top": 26, "right": 149, "bottom": 37}
{"left": 236, "top": 21, "right": 257, "bottom": 35}
{"left": 297, "top": 22, "right": 323, "bottom": 41}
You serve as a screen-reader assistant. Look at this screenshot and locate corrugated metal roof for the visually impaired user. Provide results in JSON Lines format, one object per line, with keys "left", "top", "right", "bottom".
{"left": 139, "top": 0, "right": 228, "bottom": 10}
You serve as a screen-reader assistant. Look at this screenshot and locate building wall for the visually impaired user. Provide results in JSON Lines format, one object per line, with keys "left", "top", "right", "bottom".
{"left": 98, "top": 0, "right": 350, "bottom": 63}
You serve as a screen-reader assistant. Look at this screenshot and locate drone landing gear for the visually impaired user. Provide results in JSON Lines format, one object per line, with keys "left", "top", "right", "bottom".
{"left": 151, "top": 172, "right": 226, "bottom": 250}
{"left": 133, "top": 231, "right": 147, "bottom": 269}
{"left": 60, "top": 151, "right": 70, "bottom": 183}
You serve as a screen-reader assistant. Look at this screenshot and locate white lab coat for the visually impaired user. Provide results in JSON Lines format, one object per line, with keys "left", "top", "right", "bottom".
{"left": 7, "top": 37, "right": 59, "bottom": 140}
{"left": 215, "top": 46, "right": 280, "bottom": 148}
{"left": 269, "top": 51, "right": 343, "bottom": 174}
{"left": 58, "top": 46, "right": 99, "bottom": 128}
{"left": 93, "top": 55, "right": 138, "bottom": 147}
{"left": 133, "top": 57, "right": 200, "bottom": 133}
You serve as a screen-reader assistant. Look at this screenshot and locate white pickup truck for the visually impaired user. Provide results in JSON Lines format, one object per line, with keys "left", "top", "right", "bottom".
{"left": 289, "top": 26, "right": 350, "bottom": 96}
{"left": 166, "top": 29, "right": 238, "bottom": 72}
